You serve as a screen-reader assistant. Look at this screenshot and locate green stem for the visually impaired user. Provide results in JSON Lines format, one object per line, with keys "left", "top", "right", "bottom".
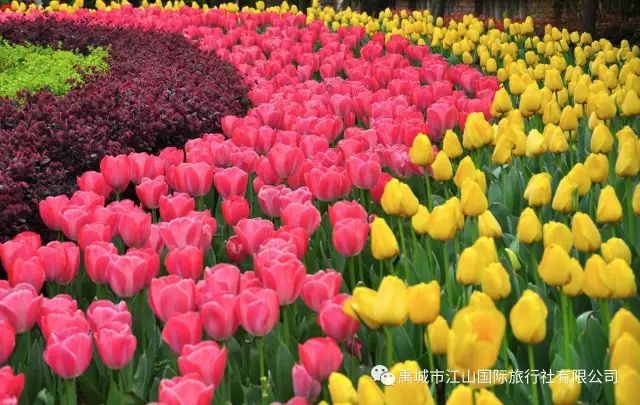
{"left": 425, "top": 173, "right": 432, "bottom": 210}
{"left": 560, "top": 292, "right": 572, "bottom": 367}
{"left": 396, "top": 217, "right": 409, "bottom": 281}
{"left": 599, "top": 299, "right": 611, "bottom": 332}
{"left": 196, "top": 195, "right": 205, "bottom": 211}
{"left": 348, "top": 256, "right": 356, "bottom": 290}
{"left": 384, "top": 327, "right": 394, "bottom": 366}
{"left": 65, "top": 379, "right": 75, "bottom": 405}
{"left": 119, "top": 371, "right": 125, "bottom": 404}
{"left": 137, "top": 292, "right": 147, "bottom": 351}
{"left": 259, "top": 337, "right": 268, "bottom": 405}
{"left": 425, "top": 330, "right": 438, "bottom": 405}
{"left": 151, "top": 208, "right": 158, "bottom": 224}
{"left": 442, "top": 241, "right": 453, "bottom": 307}
{"left": 358, "top": 254, "right": 365, "bottom": 287}
{"left": 528, "top": 345, "right": 539, "bottom": 405}
{"left": 282, "top": 305, "right": 290, "bottom": 348}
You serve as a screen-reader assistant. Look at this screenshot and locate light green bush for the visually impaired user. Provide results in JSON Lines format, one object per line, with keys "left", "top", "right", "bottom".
{"left": 0, "top": 40, "right": 109, "bottom": 98}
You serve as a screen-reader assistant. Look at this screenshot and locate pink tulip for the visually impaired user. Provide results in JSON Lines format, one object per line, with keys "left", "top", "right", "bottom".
{"left": 128, "top": 152, "right": 165, "bottom": 185}
{"left": 268, "top": 144, "right": 305, "bottom": 179}
{"left": 77, "top": 223, "right": 112, "bottom": 250}
{"left": 328, "top": 201, "right": 368, "bottom": 226}
{"left": 40, "top": 310, "right": 90, "bottom": 341}
{"left": 0, "top": 320, "right": 15, "bottom": 365}
{"left": 345, "top": 153, "right": 381, "bottom": 190}
{"left": 214, "top": 167, "right": 248, "bottom": 199}
{"left": 87, "top": 300, "right": 132, "bottom": 332}
{"left": 70, "top": 191, "right": 105, "bottom": 211}
{"left": 159, "top": 193, "right": 196, "bottom": 222}
{"left": 200, "top": 294, "right": 238, "bottom": 341}
{"left": 304, "top": 166, "right": 352, "bottom": 201}
{"left": 202, "top": 264, "right": 241, "bottom": 297}
{"left": 332, "top": 218, "right": 369, "bottom": 257}
{"left": 298, "top": 337, "right": 343, "bottom": 381}
{"left": 239, "top": 271, "right": 262, "bottom": 291}
{"left": 236, "top": 288, "right": 279, "bottom": 336}
{"left": 37, "top": 242, "right": 79, "bottom": 285}
{"left": 158, "top": 374, "right": 214, "bottom": 405}
{"left": 118, "top": 211, "right": 151, "bottom": 248}
{"left": 292, "top": 363, "right": 321, "bottom": 401}
{"left": 233, "top": 218, "right": 274, "bottom": 255}
{"left": 149, "top": 276, "right": 196, "bottom": 323}
{"left": 59, "top": 206, "right": 92, "bottom": 241}
{"left": 84, "top": 242, "right": 118, "bottom": 284}
{"left": 178, "top": 341, "right": 227, "bottom": 386}
{"left": 318, "top": 294, "right": 359, "bottom": 341}
{"left": 370, "top": 172, "right": 393, "bottom": 204}
{"left": 167, "top": 162, "right": 214, "bottom": 197}
{"left": 221, "top": 196, "right": 250, "bottom": 227}
{"left": 280, "top": 203, "right": 321, "bottom": 237}
{"left": 165, "top": 246, "right": 203, "bottom": 281}
{"left": 100, "top": 154, "right": 130, "bottom": 194}
{"left": 426, "top": 102, "right": 457, "bottom": 140}
{"left": 225, "top": 235, "right": 248, "bottom": 263}
{"left": 300, "top": 270, "right": 342, "bottom": 313}
{"left": 272, "top": 226, "right": 308, "bottom": 259}
{"left": 254, "top": 250, "right": 306, "bottom": 306}
{"left": 257, "top": 185, "right": 285, "bottom": 217}
{"left": 77, "top": 171, "right": 113, "bottom": 198}
{"left": 158, "top": 147, "right": 185, "bottom": 170}
{"left": 0, "top": 366, "right": 24, "bottom": 401}
{"left": 44, "top": 329, "right": 93, "bottom": 379}
{"left": 39, "top": 295, "right": 78, "bottom": 322}
{"left": 0, "top": 240, "right": 37, "bottom": 278}
{"left": 95, "top": 322, "right": 136, "bottom": 370}
{"left": 136, "top": 176, "right": 169, "bottom": 210}
{"left": 162, "top": 312, "right": 202, "bottom": 354}
{"left": 7, "top": 256, "right": 45, "bottom": 293}
{"left": 106, "top": 255, "right": 149, "bottom": 298}
{"left": 159, "top": 217, "right": 214, "bottom": 252}
{"left": 125, "top": 248, "right": 160, "bottom": 285}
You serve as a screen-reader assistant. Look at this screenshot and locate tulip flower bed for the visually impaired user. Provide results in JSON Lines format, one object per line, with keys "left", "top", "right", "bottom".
{"left": 0, "top": 15, "right": 247, "bottom": 240}
{"left": 1, "top": 2, "right": 640, "bottom": 405}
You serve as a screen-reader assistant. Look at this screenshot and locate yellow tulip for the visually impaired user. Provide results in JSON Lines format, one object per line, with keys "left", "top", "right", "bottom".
{"left": 348, "top": 287, "right": 380, "bottom": 329}
{"left": 552, "top": 177, "right": 578, "bottom": 213}
{"left": 524, "top": 173, "right": 552, "bottom": 206}
{"left": 428, "top": 202, "right": 459, "bottom": 241}
{"left": 448, "top": 292, "right": 505, "bottom": 374}
{"left": 516, "top": 208, "right": 542, "bottom": 243}
{"left": 610, "top": 332, "right": 640, "bottom": 372}
{"left": 571, "top": 212, "right": 601, "bottom": 252}
{"left": 329, "top": 372, "right": 357, "bottom": 404}
{"left": 542, "top": 100, "right": 562, "bottom": 125}
{"left": 357, "top": 375, "right": 385, "bottom": 405}
{"left": 463, "top": 112, "right": 493, "bottom": 150}
{"left": 443, "top": 130, "right": 463, "bottom": 159}
{"left": 520, "top": 85, "right": 541, "bottom": 115}
{"left": 559, "top": 106, "right": 578, "bottom": 131}
{"left": 381, "top": 179, "right": 419, "bottom": 217}
{"left": 635, "top": 183, "right": 640, "bottom": 215}
{"left": 409, "top": 133, "right": 435, "bottom": 166}
{"left": 446, "top": 385, "right": 503, "bottom": 405}
{"left": 544, "top": 68, "right": 564, "bottom": 91}
{"left": 543, "top": 221, "right": 573, "bottom": 252}
{"left": 407, "top": 281, "right": 440, "bottom": 325}
{"left": 373, "top": 276, "right": 408, "bottom": 326}
{"left": 592, "top": 92, "right": 617, "bottom": 120}
{"left": 601, "top": 237, "right": 632, "bottom": 265}
{"left": 526, "top": 129, "right": 547, "bottom": 156}
{"left": 615, "top": 138, "right": 640, "bottom": 176}
{"left": 492, "top": 136, "right": 513, "bottom": 164}
{"left": 371, "top": 217, "right": 399, "bottom": 260}
{"left": 549, "top": 370, "right": 582, "bottom": 405}
{"left": 411, "top": 205, "right": 430, "bottom": 235}
{"left": 615, "top": 126, "right": 637, "bottom": 145}
{"left": 453, "top": 156, "right": 476, "bottom": 188}
{"left": 621, "top": 89, "right": 640, "bottom": 117}
{"left": 509, "top": 74, "right": 527, "bottom": 95}
{"left": 545, "top": 124, "right": 569, "bottom": 153}
{"left": 596, "top": 186, "right": 623, "bottom": 223}
{"left": 491, "top": 88, "right": 513, "bottom": 115}
{"left": 457, "top": 246, "right": 482, "bottom": 285}
{"left": 590, "top": 124, "right": 613, "bottom": 153}
{"left": 478, "top": 210, "right": 502, "bottom": 238}
{"left": 431, "top": 151, "right": 453, "bottom": 181}
{"left": 610, "top": 309, "right": 640, "bottom": 351}
{"left": 538, "top": 244, "right": 572, "bottom": 286}
{"left": 481, "top": 262, "right": 511, "bottom": 300}
{"left": 562, "top": 258, "right": 584, "bottom": 296}
{"left": 615, "top": 365, "right": 640, "bottom": 405}
{"left": 427, "top": 316, "right": 449, "bottom": 355}
{"left": 583, "top": 153, "right": 609, "bottom": 183}
{"left": 582, "top": 254, "right": 614, "bottom": 298}
{"left": 566, "top": 163, "right": 591, "bottom": 196}
{"left": 384, "top": 361, "right": 434, "bottom": 405}
{"left": 461, "top": 178, "right": 488, "bottom": 217}
{"left": 608, "top": 259, "right": 637, "bottom": 299}
{"left": 510, "top": 289, "right": 548, "bottom": 344}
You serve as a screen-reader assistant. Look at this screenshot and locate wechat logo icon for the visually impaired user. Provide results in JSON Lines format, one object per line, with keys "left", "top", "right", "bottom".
{"left": 371, "top": 364, "right": 396, "bottom": 386}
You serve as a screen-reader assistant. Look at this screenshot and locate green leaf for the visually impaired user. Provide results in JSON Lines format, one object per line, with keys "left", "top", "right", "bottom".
{"left": 106, "top": 381, "right": 123, "bottom": 405}
{"left": 33, "top": 389, "right": 55, "bottom": 405}
{"left": 274, "top": 341, "right": 295, "bottom": 401}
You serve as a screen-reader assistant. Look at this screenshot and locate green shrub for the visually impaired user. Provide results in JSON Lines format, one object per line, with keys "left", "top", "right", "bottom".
{"left": 0, "top": 40, "right": 108, "bottom": 98}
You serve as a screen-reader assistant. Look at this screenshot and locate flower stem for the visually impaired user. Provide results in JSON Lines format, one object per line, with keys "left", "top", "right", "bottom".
{"left": 384, "top": 327, "right": 394, "bottom": 366}
{"left": 258, "top": 336, "right": 268, "bottom": 405}
{"left": 425, "top": 330, "right": 438, "bottom": 405}
{"left": 527, "top": 345, "right": 539, "bottom": 405}
{"left": 396, "top": 217, "right": 409, "bottom": 281}
{"left": 348, "top": 256, "right": 356, "bottom": 290}
{"left": 65, "top": 379, "right": 75, "bottom": 405}
{"left": 599, "top": 299, "right": 611, "bottom": 332}
{"left": 560, "top": 292, "right": 572, "bottom": 367}
{"left": 424, "top": 174, "right": 432, "bottom": 210}
{"left": 282, "top": 305, "right": 290, "bottom": 348}
{"left": 442, "top": 241, "right": 453, "bottom": 307}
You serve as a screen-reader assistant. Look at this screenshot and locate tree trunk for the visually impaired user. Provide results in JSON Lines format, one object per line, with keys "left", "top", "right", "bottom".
{"left": 583, "top": 0, "right": 597, "bottom": 35}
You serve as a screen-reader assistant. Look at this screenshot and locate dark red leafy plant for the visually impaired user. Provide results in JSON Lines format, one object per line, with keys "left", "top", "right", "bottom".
{"left": 0, "top": 16, "right": 248, "bottom": 241}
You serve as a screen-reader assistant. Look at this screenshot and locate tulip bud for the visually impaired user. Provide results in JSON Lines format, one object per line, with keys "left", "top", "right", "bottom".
{"left": 552, "top": 177, "right": 579, "bottom": 213}
{"left": 408, "top": 133, "right": 434, "bottom": 166}
{"left": 426, "top": 315, "right": 449, "bottom": 354}
{"left": 571, "top": 212, "right": 601, "bottom": 252}
{"left": 95, "top": 323, "right": 136, "bottom": 370}
{"left": 407, "top": 281, "right": 440, "bottom": 325}
{"left": 158, "top": 374, "right": 214, "bottom": 405}
{"left": 373, "top": 276, "right": 408, "bottom": 326}
{"left": 524, "top": 173, "right": 552, "bottom": 207}
{"left": 431, "top": 151, "right": 453, "bottom": 181}
{"left": 481, "top": 262, "right": 511, "bottom": 300}
{"left": 595, "top": 186, "right": 623, "bottom": 223}
{"left": 478, "top": 210, "right": 502, "bottom": 238}
{"left": 584, "top": 153, "right": 609, "bottom": 183}
{"left": 510, "top": 289, "right": 548, "bottom": 344}
{"left": 590, "top": 123, "right": 614, "bottom": 153}
{"left": 491, "top": 88, "right": 513, "bottom": 114}
{"left": 299, "top": 337, "right": 343, "bottom": 381}
{"left": 357, "top": 375, "right": 384, "bottom": 404}
{"left": 178, "top": 341, "right": 226, "bottom": 387}
{"left": 517, "top": 207, "right": 542, "bottom": 243}
{"left": 538, "top": 244, "right": 572, "bottom": 286}
{"left": 460, "top": 178, "right": 487, "bottom": 216}
{"left": 615, "top": 138, "right": 640, "bottom": 177}
{"left": 44, "top": 329, "right": 93, "bottom": 378}
{"left": 601, "top": 237, "right": 632, "bottom": 265}
{"left": 370, "top": 217, "right": 399, "bottom": 260}
{"left": 443, "top": 130, "right": 463, "bottom": 159}
{"left": 550, "top": 370, "right": 581, "bottom": 405}
{"left": 328, "top": 372, "right": 357, "bottom": 404}
{"left": 610, "top": 308, "right": 640, "bottom": 351}
{"left": 566, "top": 163, "right": 591, "bottom": 196}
